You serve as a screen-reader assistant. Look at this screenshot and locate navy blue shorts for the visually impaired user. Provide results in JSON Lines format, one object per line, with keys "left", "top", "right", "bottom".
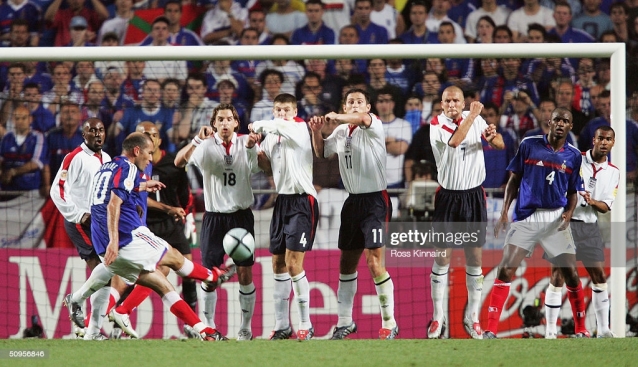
{"left": 64, "top": 220, "right": 98, "bottom": 260}
{"left": 546, "top": 220, "right": 604, "bottom": 264}
{"left": 338, "top": 191, "right": 392, "bottom": 251}
{"left": 269, "top": 194, "right": 319, "bottom": 255}
{"left": 432, "top": 186, "right": 487, "bottom": 248}
{"left": 148, "top": 219, "right": 191, "bottom": 255}
{"left": 200, "top": 208, "right": 255, "bottom": 268}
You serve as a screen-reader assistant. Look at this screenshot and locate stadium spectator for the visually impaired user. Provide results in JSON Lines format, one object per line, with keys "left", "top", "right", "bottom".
{"left": 610, "top": 2, "right": 629, "bottom": 42}
{"left": 290, "top": 0, "right": 335, "bottom": 45}
{"left": 1, "top": 12, "right": 39, "bottom": 48}
{"left": 177, "top": 73, "right": 219, "bottom": 141}
{"left": 0, "top": 62, "right": 27, "bottom": 136}
{"left": 114, "top": 79, "right": 176, "bottom": 153}
{"left": 544, "top": 125, "right": 619, "bottom": 338}
{"left": 250, "top": 69, "right": 284, "bottom": 121}
{"left": 266, "top": 0, "right": 307, "bottom": 38}
{"left": 554, "top": 79, "right": 589, "bottom": 135}
{"left": 571, "top": 0, "right": 613, "bottom": 41}
{"left": 308, "top": 88, "right": 398, "bottom": 340}
{"left": 493, "top": 24, "right": 513, "bottom": 42}
{"left": 352, "top": 0, "right": 389, "bottom": 44}
{"left": 413, "top": 70, "right": 442, "bottom": 121}
{"left": 42, "top": 63, "right": 83, "bottom": 119}
{"left": 216, "top": 76, "right": 249, "bottom": 133}
{"left": 370, "top": 0, "right": 405, "bottom": 39}
{"left": 338, "top": 25, "right": 367, "bottom": 73}
{"left": 426, "top": 0, "right": 465, "bottom": 44}
{"left": 161, "top": 78, "right": 181, "bottom": 113}
{"left": 102, "top": 66, "right": 133, "bottom": 139}
{"left": 231, "top": 28, "right": 264, "bottom": 93}
{"left": 97, "top": 0, "right": 133, "bottom": 45}
{"left": 437, "top": 21, "right": 474, "bottom": 83}
{"left": 303, "top": 59, "right": 344, "bottom": 112}
{"left": 50, "top": 117, "right": 113, "bottom": 339}
{"left": 140, "top": 1, "right": 203, "bottom": 47}
{"left": 66, "top": 16, "right": 97, "bottom": 47}
{"left": 254, "top": 35, "right": 305, "bottom": 95}
{"left": 498, "top": 57, "right": 540, "bottom": 111}
{"left": 23, "top": 82, "right": 55, "bottom": 134}
{"left": 547, "top": 1, "right": 594, "bottom": 61}
{"left": 73, "top": 61, "right": 99, "bottom": 99}
{"left": 46, "top": 100, "right": 83, "bottom": 176}
{"left": 320, "top": 0, "right": 354, "bottom": 35}
{"left": 366, "top": 58, "right": 405, "bottom": 117}
{"left": 447, "top": 0, "right": 476, "bottom": 29}
{"left": 484, "top": 107, "right": 586, "bottom": 339}
{"left": 384, "top": 39, "right": 418, "bottom": 95}
{"left": 204, "top": 56, "right": 253, "bottom": 105}
{"left": 174, "top": 105, "right": 261, "bottom": 341}
{"left": 120, "top": 60, "right": 146, "bottom": 105}
{"left": 142, "top": 17, "right": 188, "bottom": 85}
{"left": 428, "top": 87, "right": 504, "bottom": 340}
{"left": 296, "top": 71, "right": 332, "bottom": 120}
{"left": 0, "top": 106, "right": 48, "bottom": 195}
{"left": 403, "top": 94, "right": 424, "bottom": 133}
{"left": 477, "top": 58, "right": 502, "bottom": 106}
{"left": 375, "top": 88, "right": 411, "bottom": 217}
{"left": 465, "top": 0, "right": 510, "bottom": 43}
{"left": 403, "top": 100, "right": 439, "bottom": 182}
{"left": 506, "top": 0, "right": 555, "bottom": 42}
{"left": 200, "top": 0, "right": 247, "bottom": 45}
{"left": 481, "top": 102, "right": 516, "bottom": 192}
{"left": 469, "top": 15, "right": 497, "bottom": 43}
{"left": 94, "top": 33, "right": 126, "bottom": 80}
{"left": 399, "top": 1, "right": 437, "bottom": 44}
{"left": 573, "top": 57, "right": 598, "bottom": 117}
{"left": 80, "top": 80, "right": 112, "bottom": 133}
{"left": 248, "top": 8, "right": 272, "bottom": 45}
{"left": 45, "top": 0, "right": 108, "bottom": 47}
{"left": 250, "top": 93, "right": 319, "bottom": 341}
{"left": 499, "top": 88, "right": 539, "bottom": 142}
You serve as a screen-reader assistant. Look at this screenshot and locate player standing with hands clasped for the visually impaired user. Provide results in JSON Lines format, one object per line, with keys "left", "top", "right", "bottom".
{"left": 308, "top": 88, "right": 398, "bottom": 340}
{"left": 543, "top": 126, "right": 619, "bottom": 339}
{"left": 483, "top": 107, "right": 586, "bottom": 339}
{"left": 175, "top": 104, "right": 262, "bottom": 341}
{"left": 428, "top": 86, "right": 504, "bottom": 339}
{"left": 249, "top": 93, "right": 320, "bottom": 341}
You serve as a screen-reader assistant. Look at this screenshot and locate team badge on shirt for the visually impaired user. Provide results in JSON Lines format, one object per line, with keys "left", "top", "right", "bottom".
{"left": 224, "top": 154, "right": 233, "bottom": 165}
{"left": 124, "top": 178, "right": 134, "bottom": 191}
{"left": 345, "top": 136, "right": 352, "bottom": 150}
{"left": 560, "top": 161, "right": 567, "bottom": 173}
{"left": 60, "top": 170, "right": 68, "bottom": 180}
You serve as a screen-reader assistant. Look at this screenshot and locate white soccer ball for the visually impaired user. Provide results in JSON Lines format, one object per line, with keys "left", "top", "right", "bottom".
{"left": 223, "top": 228, "right": 255, "bottom": 262}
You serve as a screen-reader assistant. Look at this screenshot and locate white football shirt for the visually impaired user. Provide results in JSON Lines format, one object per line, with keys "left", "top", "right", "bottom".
{"left": 324, "top": 114, "right": 387, "bottom": 194}
{"left": 189, "top": 133, "right": 259, "bottom": 213}
{"left": 572, "top": 150, "right": 620, "bottom": 223}
{"left": 430, "top": 111, "right": 488, "bottom": 190}
{"left": 253, "top": 119, "right": 317, "bottom": 197}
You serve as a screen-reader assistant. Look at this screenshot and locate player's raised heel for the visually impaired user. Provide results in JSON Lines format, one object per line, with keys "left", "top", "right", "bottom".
{"left": 183, "top": 325, "right": 200, "bottom": 339}
{"left": 330, "top": 322, "right": 358, "bottom": 340}
{"left": 297, "top": 327, "right": 314, "bottom": 341}
{"left": 427, "top": 318, "right": 446, "bottom": 339}
{"left": 463, "top": 317, "right": 483, "bottom": 339}
{"left": 207, "top": 265, "right": 237, "bottom": 291}
{"left": 269, "top": 326, "right": 293, "bottom": 340}
{"left": 109, "top": 309, "right": 139, "bottom": 339}
{"left": 63, "top": 294, "right": 86, "bottom": 329}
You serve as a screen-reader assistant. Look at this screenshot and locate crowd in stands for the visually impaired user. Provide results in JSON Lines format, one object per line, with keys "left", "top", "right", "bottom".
{"left": 2, "top": 0, "right": 638, "bottom": 212}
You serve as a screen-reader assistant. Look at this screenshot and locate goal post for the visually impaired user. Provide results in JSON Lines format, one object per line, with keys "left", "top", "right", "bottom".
{"left": 0, "top": 42, "right": 628, "bottom": 337}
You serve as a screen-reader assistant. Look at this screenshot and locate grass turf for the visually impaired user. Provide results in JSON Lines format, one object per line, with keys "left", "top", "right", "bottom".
{"left": 1, "top": 338, "right": 637, "bottom": 367}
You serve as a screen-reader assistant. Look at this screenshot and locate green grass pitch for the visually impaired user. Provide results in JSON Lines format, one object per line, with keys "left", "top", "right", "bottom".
{"left": 1, "top": 338, "right": 637, "bottom": 367}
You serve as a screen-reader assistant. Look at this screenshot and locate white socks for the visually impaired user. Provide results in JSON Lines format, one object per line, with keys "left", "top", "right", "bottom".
{"left": 239, "top": 283, "right": 256, "bottom": 331}
{"left": 337, "top": 272, "right": 358, "bottom": 327}
{"left": 430, "top": 263, "right": 449, "bottom": 322}
{"left": 202, "top": 288, "right": 217, "bottom": 328}
{"left": 374, "top": 272, "right": 396, "bottom": 329}
{"left": 592, "top": 283, "right": 610, "bottom": 334}
{"left": 292, "top": 271, "right": 312, "bottom": 330}
{"left": 86, "top": 286, "right": 110, "bottom": 336}
{"left": 273, "top": 273, "right": 291, "bottom": 330}
{"left": 544, "top": 284, "right": 563, "bottom": 335}
{"left": 466, "top": 266, "right": 483, "bottom": 323}
{"left": 72, "top": 263, "right": 113, "bottom": 303}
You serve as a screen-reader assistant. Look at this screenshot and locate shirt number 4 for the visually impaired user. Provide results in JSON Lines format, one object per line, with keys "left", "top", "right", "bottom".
{"left": 546, "top": 171, "right": 555, "bottom": 185}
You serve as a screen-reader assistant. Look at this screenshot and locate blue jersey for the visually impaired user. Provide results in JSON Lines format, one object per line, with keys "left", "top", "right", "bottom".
{"left": 290, "top": 24, "right": 336, "bottom": 45}
{"left": 117, "top": 106, "right": 174, "bottom": 153}
{"left": 356, "top": 22, "right": 388, "bottom": 44}
{"left": 507, "top": 135, "right": 582, "bottom": 221}
{"left": 135, "top": 162, "right": 153, "bottom": 224}
{"left": 0, "top": 130, "right": 47, "bottom": 190}
{"left": 398, "top": 28, "right": 438, "bottom": 44}
{"left": 483, "top": 128, "right": 516, "bottom": 190}
{"left": 46, "top": 127, "right": 84, "bottom": 175}
{"left": 90, "top": 156, "right": 145, "bottom": 254}
{"left": 0, "top": 1, "right": 42, "bottom": 38}
{"left": 30, "top": 104, "right": 55, "bottom": 133}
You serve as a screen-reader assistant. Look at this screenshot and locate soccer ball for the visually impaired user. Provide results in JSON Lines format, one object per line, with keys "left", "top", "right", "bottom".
{"left": 223, "top": 228, "right": 255, "bottom": 262}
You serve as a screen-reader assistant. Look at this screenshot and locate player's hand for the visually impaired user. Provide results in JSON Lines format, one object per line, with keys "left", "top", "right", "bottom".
{"left": 167, "top": 206, "right": 186, "bottom": 222}
{"left": 1, "top": 168, "right": 15, "bottom": 185}
{"left": 579, "top": 191, "right": 593, "bottom": 205}
{"left": 308, "top": 116, "right": 324, "bottom": 132}
{"left": 325, "top": 112, "right": 339, "bottom": 123}
{"left": 469, "top": 101, "right": 483, "bottom": 117}
{"left": 104, "top": 241, "right": 119, "bottom": 266}
{"left": 197, "top": 126, "right": 214, "bottom": 140}
{"left": 494, "top": 215, "right": 508, "bottom": 238}
{"left": 258, "top": 151, "right": 273, "bottom": 176}
{"left": 246, "top": 132, "right": 261, "bottom": 148}
{"left": 484, "top": 124, "right": 497, "bottom": 142}
{"left": 183, "top": 212, "right": 197, "bottom": 245}
{"left": 248, "top": 123, "right": 255, "bottom": 133}
{"left": 80, "top": 213, "right": 91, "bottom": 227}
{"left": 144, "top": 179, "right": 166, "bottom": 192}
{"left": 559, "top": 211, "right": 572, "bottom": 231}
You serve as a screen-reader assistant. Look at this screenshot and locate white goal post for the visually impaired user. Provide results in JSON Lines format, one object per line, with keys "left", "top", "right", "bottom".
{"left": 1, "top": 42, "right": 628, "bottom": 336}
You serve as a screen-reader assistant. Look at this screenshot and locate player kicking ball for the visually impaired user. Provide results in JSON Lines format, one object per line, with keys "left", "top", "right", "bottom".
{"left": 483, "top": 108, "right": 586, "bottom": 339}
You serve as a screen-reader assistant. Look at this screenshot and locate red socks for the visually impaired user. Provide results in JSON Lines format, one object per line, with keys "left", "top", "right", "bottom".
{"left": 487, "top": 279, "right": 511, "bottom": 334}
{"left": 567, "top": 282, "right": 587, "bottom": 333}
{"left": 116, "top": 286, "right": 153, "bottom": 315}
{"left": 170, "top": 299, "right": 201, "bottom": 327}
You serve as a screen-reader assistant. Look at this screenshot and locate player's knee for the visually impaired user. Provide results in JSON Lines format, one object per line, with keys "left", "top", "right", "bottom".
{"left": 562, "top": 268, "right": 580, "bottom": 287}
{"left": 237, "top": 266, "right": 253, "bottom": 285}
{"left": 588, "top": 267, "right": 606, "bottom": 284}
{"left": 497, "top": 267, "right": 514, "bottom": 282}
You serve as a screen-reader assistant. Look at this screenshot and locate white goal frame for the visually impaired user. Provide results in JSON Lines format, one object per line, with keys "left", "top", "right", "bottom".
{"left": 1, "top": 42, "right": 627, "bottom": 336}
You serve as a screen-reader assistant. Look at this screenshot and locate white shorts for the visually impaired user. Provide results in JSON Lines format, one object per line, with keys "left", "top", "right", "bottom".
{"left": 100, "top": 226, "right": 169, "bottom": 284}
{"left": 505, "top": 208, "right": 576, "bottom": 259}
